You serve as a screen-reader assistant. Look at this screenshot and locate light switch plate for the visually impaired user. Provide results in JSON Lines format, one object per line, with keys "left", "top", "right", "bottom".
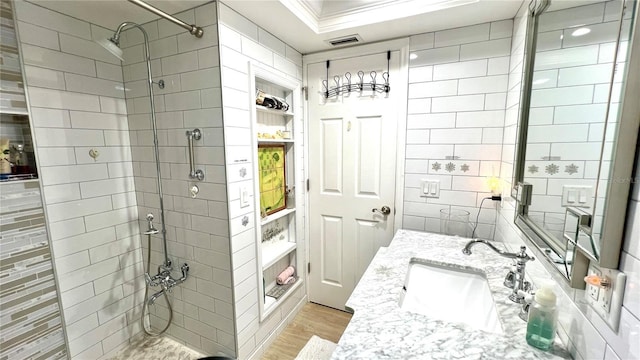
{"left": 420, "top": 179, "right": 440, "bottom": 198}
{"left": 240, "top": 186, "right": 250, "bottom": 208}
{"left": 562, "top": 185, "right": 592, "bottom": 208}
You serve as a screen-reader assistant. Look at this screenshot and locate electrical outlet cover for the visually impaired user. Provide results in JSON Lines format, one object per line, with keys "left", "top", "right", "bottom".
{"left": 587, "top": 266, "right": 601, "bottom": 301}
{"left": 584, "top": 265, "right": 627, "bottom": 332}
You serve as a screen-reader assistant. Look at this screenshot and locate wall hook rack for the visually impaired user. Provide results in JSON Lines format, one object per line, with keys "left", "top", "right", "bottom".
{"left": 322, "top": 51, "right": 391, "bottom": 99}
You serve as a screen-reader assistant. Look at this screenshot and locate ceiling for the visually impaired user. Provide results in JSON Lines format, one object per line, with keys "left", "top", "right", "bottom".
{"left": 32, "top": 0, "right": 525, "bottom": 54}
{"left": 226, "top": 0, "right": 523, "bottom": 53}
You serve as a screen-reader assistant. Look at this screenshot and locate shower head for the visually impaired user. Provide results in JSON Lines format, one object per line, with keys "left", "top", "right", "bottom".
{"left": 96, "top": 37, "right": 124, "bottom": 61}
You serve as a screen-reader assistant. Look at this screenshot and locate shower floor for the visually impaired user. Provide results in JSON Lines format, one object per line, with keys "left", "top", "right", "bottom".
{"left": 109, "top": 335, "right": 206, "bottom": 360}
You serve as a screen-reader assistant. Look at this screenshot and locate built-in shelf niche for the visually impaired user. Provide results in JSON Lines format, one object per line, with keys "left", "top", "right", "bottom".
{"left": 250, "top": 62, "right": 303, "bottom": 321}
{"left": 0, "top": 113, "right": 38, "bottom": 182}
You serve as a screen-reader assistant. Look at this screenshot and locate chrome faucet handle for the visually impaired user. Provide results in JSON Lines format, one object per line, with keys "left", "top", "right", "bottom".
{"left": 519, "top": 300, "right": 532, "bottom": 321}
{"left": 144, "top": 273, "right": 153, "bottom": 285}
{"left": 504, "top": 270, "right": 516, "bottom": 288}
{"left": 516, "top": 246, "right": 535, "bottom": 262}
{"left": 518, "top": 290, "right": 536, "bottom": 321}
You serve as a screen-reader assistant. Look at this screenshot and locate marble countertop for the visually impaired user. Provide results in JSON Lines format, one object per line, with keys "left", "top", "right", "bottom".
{"left": 331, "top": 229, "right": 571, "bottom": 360}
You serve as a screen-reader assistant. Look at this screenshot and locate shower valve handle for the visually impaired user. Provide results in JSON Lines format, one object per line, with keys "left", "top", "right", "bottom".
{"left": 144, "top": 273, "right": 153, "bottom": 286}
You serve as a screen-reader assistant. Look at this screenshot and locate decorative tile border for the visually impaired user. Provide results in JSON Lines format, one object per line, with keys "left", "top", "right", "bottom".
{"left": 524, "top": 161, "right": 585, "bottom": 178}
{"left": 0, "top": 181, "right": 66, "bottom": 360}
{"left": 428, "top": 160, "right": 479, "bottom": 176}
{"left": 0, "top": 0, "right": 28, "bottom": 113}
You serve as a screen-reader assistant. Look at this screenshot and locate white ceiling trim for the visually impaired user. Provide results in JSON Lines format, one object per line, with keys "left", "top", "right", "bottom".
{"left": 279, "top": 0, "right": 480, "bottom": 34}
{"left": 279, "top": 0, "right": 321, "bottom": 32}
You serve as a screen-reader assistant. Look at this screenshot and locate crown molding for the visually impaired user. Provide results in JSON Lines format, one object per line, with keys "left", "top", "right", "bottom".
{"left": 280, "top": 0, "right": 479, "bottom": 34}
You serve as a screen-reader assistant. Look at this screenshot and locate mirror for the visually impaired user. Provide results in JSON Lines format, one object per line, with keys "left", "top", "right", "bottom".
{"left": 514, "top": 0, "right": 639, "bottom": 281}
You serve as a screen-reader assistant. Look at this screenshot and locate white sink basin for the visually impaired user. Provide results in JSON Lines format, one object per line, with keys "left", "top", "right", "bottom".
{"left": 398, "top": 260, "right": 504, "bottom": 334}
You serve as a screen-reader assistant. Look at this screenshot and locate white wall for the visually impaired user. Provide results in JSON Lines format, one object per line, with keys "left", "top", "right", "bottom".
{"left": 496, "top": 2, "right": 640, "bottom": 360}
{"left": 14, "top": 2, "right": 142, "bottom": 358}
{"left": 119, "top": 2, "right": 236, "bottom": 357}
{"left": 500, "top": 1, "right": 528, "bottom": 195}
{"left": 402, "top": 19, "right": 513, "bottom": 239}
{"left": 216, "top": 3, "right": 306, "bottom": 359}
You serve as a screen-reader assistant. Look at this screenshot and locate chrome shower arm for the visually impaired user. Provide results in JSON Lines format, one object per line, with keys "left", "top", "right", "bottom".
{"left": 110, "top": 21, "right": 142, "bottom": 45}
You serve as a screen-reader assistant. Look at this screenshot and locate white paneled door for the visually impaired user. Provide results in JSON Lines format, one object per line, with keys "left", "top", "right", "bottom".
{"left": 307, "top": 52, "right": 400, "bottom": 310}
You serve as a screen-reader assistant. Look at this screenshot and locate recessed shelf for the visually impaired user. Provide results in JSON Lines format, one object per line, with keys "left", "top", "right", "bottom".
{"left": 0, "top": 177, "right": 39, "bottom": 185}
{"left": 255, "top": 105, "right": 294, "bottom": 117}
{"left": 262, "top": 241, "right": 296, "bottom": 270}
{"left": 264, "top": 279, "right": 303, "bottom": 317}
{"left": 264, "top": 294, "right": 277, "bottom": 309}
{"left": 0, "top": 174, "right": 38, "bottom": 183}
{"left": 252, "top": 64, "right": 302, "bottom": 322}
{"left": 261, "top": 208, "right": 296, "bottom": 226}
{"left": 0, "top": 110, "right": 29, "bottom": 116}
{"left": 257, "top": 139, "right": 294, "bottom": 144}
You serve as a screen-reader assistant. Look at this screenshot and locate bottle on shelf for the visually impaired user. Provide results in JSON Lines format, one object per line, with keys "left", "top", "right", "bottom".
{"left": 256, "top": 89, "right": 277, "bottom": 108}
{"left": 255, "top": 89, "right": 289, "bottom": 111}
{"left": 0, "top": 138, "right": 11, "bottom": 180}
{"left": 12, "top": 143, "right": 30, "bottom": 175}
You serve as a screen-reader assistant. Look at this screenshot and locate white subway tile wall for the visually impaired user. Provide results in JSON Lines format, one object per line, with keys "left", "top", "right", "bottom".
{"left": 497, "top": 2, "right": 640, "bottom": 360}
{"left": 403, "top": 19, "right": 512, "bottom": 238}
{"left": 14, "top": 1, "right": 142, "bottom": 358}
{"left": 218, "top": 3, "right": 306, "bottom": 359}
{"left": 119, "top": 2, "right": 235, "bottom": 357}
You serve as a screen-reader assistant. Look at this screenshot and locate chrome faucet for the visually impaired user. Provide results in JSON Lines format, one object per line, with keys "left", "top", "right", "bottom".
{"left": 462, "top": 240, "right": 534, "bottom": 303}
{"left": 146, "top": 263, "right": 189, "bottom": 305}
{"left": 148, "top": 287, "right": 166, "bottom": 306}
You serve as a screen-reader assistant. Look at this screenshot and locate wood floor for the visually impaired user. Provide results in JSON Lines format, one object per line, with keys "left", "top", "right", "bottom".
{"left": 261, "top": 302, "right": 353, "bottom": 360}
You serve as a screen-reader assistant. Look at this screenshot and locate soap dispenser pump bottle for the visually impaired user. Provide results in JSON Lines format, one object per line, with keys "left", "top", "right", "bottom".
{"left": 526, "top": 285, "right": 558, "bottom": 351}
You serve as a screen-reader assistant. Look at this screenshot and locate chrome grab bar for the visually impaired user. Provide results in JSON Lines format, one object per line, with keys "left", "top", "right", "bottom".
{"left": 186, "top": 129, "right": 204, "bottom": 181}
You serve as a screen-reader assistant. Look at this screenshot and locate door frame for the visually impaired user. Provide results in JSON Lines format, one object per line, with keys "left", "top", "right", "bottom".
{"left": 302, "top": 38, "right": 410, "bottom": 298}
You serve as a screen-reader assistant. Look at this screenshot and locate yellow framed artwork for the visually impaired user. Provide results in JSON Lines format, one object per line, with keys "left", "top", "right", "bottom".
{"left": 258, "top": 144, "right": 287, "bottom": 215}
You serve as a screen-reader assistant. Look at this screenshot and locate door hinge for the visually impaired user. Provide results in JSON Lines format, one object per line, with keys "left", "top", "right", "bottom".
{"left": 307, "top": 262, "right": 311, "bottom": 274}
{"left": 306, "top": 179, "right": 310, "bottom": 191}
{"left": 302, "top": 86, "right": 308, "bottom": 101}
{"left": 394, "top": 207, "right": 396, "bottom": 215}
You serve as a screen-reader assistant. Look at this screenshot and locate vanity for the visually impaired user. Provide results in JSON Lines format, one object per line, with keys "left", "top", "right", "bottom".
{"left": 332, "top": 230, "right": 571, "bottom": 359}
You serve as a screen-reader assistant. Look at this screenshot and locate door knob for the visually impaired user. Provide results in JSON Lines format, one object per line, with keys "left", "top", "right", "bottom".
{"left": 372, "top": 206, "right": 391, "bottom": 216}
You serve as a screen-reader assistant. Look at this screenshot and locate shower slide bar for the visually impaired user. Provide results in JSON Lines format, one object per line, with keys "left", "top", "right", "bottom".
{"left": 186, "top": 128, "right": 204, "bottom": 181}
{"left": 128, "top": 0, "right": 204, "bottom": 38}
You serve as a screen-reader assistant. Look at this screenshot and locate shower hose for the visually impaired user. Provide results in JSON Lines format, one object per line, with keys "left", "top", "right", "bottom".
{"left": 141, "top": 232, "right": 173, "bottom": 336}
